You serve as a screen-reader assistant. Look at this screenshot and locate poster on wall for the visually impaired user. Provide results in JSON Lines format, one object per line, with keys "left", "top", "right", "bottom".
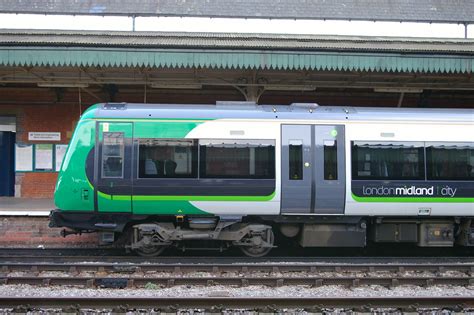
{"left": 15, "top": 144, "right": 33, "bottom": 171}
{"left": 35, "top": 144, "right": 53, "bottom": 171}
{"left": 55, "top": 144, "right": 68, "bottom": 171}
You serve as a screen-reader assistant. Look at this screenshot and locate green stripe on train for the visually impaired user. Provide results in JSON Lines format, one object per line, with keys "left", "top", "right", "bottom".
{"left": 98, "top": 191, "right": 276, "bottom": 202}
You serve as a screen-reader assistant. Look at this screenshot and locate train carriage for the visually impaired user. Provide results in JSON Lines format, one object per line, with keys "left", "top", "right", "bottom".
{"left": 49, "top": 102, "right": 474, "bottom": 256}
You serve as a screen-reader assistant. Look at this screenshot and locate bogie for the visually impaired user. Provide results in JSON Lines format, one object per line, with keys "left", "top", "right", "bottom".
{"left": 126, "top": 219, "right": 275, "bottom": 257}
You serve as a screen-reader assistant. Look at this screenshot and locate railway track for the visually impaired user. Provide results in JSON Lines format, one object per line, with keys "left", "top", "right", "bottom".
{"left": 0, "top": 245, "right": 473, "bottom": 259}
{"left": 0, "top": 259, "right": 472, "bottom": 312}
{"left": 0, "top": 296, "right": 473, "bottom": 312}
{"left": 0, "top": 261, "right": 473, "bottom": 288}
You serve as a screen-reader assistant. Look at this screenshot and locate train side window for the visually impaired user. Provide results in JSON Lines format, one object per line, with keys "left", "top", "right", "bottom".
{"left": 351, "top": 141, "right": 425, "bottom": 180}
{"left": 324, "top": 140, "right": 338, "bottom": 180}
{"left": 426, "top": 142, "right": 473, "bottom": 181}
{"left": 102, "top": 132, "right": 124, "bottom": 178}
{"left": 289, "top": 140, "right": 303, "bottom": 180}
{"left": 199, "top": 139, "right": 275, "bottom": 179}
{"left": 138, "top": 139, "right": 197, "bottom": 178}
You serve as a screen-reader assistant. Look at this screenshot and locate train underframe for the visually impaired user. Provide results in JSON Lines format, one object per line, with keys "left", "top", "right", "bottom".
{"left": 50, "top": 210, "right": 474, "bottom": 257}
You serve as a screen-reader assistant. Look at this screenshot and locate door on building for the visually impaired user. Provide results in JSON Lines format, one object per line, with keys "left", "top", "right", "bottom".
{"left": 0, "top": 131, "right": 15, "bottom": 196}
{"left": 281, "top": 124, "right": 345, "bottom": 214}
{"left": 96, "top": 122, "right": 133, "bottom": 212}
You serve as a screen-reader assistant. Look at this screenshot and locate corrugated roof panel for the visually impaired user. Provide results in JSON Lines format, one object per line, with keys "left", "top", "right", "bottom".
{"left": 2, "top": 0, "right": 472, "bottom": 24}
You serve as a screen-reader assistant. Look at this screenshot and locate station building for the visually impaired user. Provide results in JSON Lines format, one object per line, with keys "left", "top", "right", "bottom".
{"left": 0, "top": 0, "right": 473, "bottom": 199}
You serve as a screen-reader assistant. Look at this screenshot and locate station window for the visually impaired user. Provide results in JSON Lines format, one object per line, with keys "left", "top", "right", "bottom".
{"left": 199, "top": 139, "right": 275, "bottom": 179}
{"left": 138, "top": 139, "right": 197, "bottom": 178}
{"left": 102, "top": 132, "right": 124, "bottom": 178}
{"left": 426, "top": 142, "right": 473, "bottom": 181}
{"left": 351, "top": 141, "right": 425, "bottom": 180}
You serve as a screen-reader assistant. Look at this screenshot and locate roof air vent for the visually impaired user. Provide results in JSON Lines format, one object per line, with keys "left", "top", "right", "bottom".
{"left": 290, "top": 103, "right": 319, "bottom": 110}
{"left": 216, "top": 101, "right": 257, "bottom": 109}
{"left": 103, "top": 103, "right": 127, "bottom": 110}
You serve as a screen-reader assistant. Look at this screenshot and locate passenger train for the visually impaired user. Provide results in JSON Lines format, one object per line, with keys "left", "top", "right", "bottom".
{"left": 49, "top": 102, "right": 474, "bottom": 256}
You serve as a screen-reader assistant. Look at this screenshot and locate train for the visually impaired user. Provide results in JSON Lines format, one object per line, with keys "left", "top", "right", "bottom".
{"left": 49, "top": 102, "right": 474, "bottom": 256}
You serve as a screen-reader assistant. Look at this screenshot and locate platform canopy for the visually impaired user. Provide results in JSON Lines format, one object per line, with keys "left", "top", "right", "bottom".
{"left": 1, "top": 30, "right": 474, "bottom": 73}
{"left": 0, "top": 29, "right": 473, "bottom": 106}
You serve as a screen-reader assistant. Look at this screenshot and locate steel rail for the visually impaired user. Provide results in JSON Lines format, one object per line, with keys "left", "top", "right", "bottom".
{"left": 0, "top": 296, "right": 473, "bottom": 311}
{"left": 0, "top": 246, "right": 472, "bottom": 260}
{"left": 0, "top": 275, "right": 472, "bottom": 288}
{"left": 1, "top": 262, "right": 473, "bottom": 274}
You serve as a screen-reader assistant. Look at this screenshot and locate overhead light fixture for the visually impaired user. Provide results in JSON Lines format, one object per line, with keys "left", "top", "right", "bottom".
{"left": 374, "top": 87, "right": 423, "bottom": 93}
{"left": 264, "top": 85, "right": 316, "bottom": 91}
{"left": 150, "top": 83, "right": 202, "bottom": 89}
{"left": 37, "top": 83, "right": 89, "bottom": 88}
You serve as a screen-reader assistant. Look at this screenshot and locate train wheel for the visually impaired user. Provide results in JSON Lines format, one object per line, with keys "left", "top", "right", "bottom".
{"left": 129, "top": 224, "right": 169, "bottom": 257}
{"left": 239, "top": 228, "right": 275, "bottom": 257}
{"left": 133, "top": 245, "right": 167, "bottom": 257}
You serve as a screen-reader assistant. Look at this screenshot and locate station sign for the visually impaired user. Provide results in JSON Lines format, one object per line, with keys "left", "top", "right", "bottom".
{"left": 28, "top": 132, "right": 61, "bottom": 141}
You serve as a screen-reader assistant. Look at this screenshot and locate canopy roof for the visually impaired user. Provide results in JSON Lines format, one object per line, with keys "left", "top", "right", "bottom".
{"left": 1, "top": 30, "right": 473, "bottom": 74}
{"left": 1, "top": 0, "right": 472, "bottom": 23}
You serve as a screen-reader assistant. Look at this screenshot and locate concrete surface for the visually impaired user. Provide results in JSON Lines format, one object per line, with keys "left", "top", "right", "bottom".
{"left": 0, "top": 197, "right": 54, "bottom": 216}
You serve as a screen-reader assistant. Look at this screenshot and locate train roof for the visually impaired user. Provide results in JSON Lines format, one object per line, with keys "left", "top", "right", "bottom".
{"left": 82, "top": 102, "right": 474, "bottom": 123}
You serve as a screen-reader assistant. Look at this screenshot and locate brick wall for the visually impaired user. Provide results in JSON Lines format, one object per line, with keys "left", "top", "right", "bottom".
{"left": 15, "top": 103, "right": 79, "bottom": 198}
{"left": 0, "top": 216, "right": 98, "bottom": 247}
{"left": 20, "top": 173, "right": 58, "bottom": 198}
{"left": 0, "top": 88, "right": 87, "bottom": 198}
{"left": 16, "top": 103, "right": 79, "bottom": 144}
{"left": 15, "top": 102, "right": 77, "bottom": 198}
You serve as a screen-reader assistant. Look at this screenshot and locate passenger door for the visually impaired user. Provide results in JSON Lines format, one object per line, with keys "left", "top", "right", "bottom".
{"left": 96, "top": 122, "right": 133, "bottom": 212}
{"left": 280, "top": 124, "right": 346, "bottom": 214}
{"left": 313, "top": 125, "right": 345, "bottom": 214}
{"left": 281, "top": 125, "right": 312, "bottom": 213}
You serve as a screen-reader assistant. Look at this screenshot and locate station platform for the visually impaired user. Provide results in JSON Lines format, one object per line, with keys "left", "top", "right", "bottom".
{"left": 0, "top": 197, "right": 53, "bottom": 216}
{"left": 0, "top": 197, "right": 98, "bottom": 248}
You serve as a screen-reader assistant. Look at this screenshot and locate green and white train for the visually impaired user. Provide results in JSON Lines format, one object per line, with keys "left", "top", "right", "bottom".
{"left": 50, "top": 102, "right": 474, "bottom": 256}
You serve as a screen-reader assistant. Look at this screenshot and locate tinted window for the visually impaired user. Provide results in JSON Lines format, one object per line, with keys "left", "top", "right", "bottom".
{"left": 138, "top": 139, "right": 197, "bottom": 178}
{"left": 289, "top": 140, "right": 303, "bottom": 180}
{"left": 426, "top": 142, "right": 473, "bottom": 181}
{"left": 352, "top": 141, "right": 425, "bottom": 180}
{"left": 102, "top": 132, "right": 124, "bottom": 178}
{"left": 200, "top": 139, "right": 275, "bottom": 179}
{"left": 324, "top": 140, "right": 338, "bottom": 180}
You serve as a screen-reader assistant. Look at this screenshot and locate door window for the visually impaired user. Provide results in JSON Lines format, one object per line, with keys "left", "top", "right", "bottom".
{"left": 289, "top": 139, "right": 303, "bottom": 180}
{"left": 324, "top": 140, "right": 338, "bottom": 180}
{"left": 102, "top": 132, "right": 124, "bottom": 178}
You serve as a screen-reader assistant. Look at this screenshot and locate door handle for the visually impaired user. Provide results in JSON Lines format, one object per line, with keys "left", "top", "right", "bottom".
{"left": 304, "top": 162, "right": 311, "bottom": 168}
